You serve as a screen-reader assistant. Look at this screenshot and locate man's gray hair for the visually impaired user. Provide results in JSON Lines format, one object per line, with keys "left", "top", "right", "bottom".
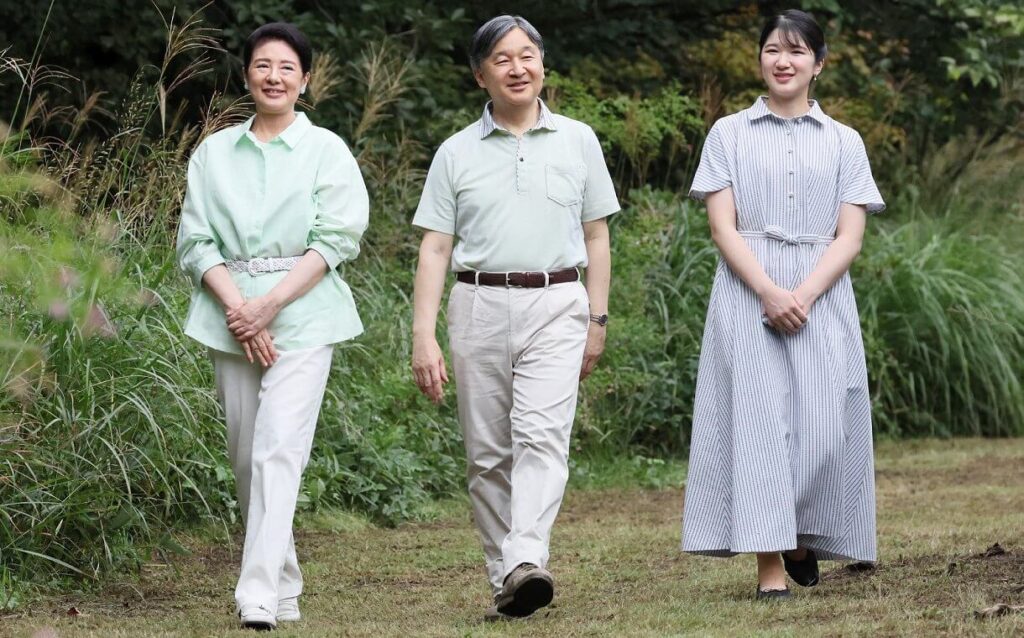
{"left": 469, "top": 15, "right": 544, "bottom": 72}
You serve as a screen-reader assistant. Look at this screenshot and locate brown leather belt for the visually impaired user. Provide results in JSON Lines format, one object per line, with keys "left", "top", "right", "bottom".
{"left": 455, "top": 267, "right": 580, "bottom": 288}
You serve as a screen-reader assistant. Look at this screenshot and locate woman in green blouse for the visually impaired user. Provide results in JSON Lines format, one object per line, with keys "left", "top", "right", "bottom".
{"left": 176, "top": 22, "right": 369, "bottom": 631}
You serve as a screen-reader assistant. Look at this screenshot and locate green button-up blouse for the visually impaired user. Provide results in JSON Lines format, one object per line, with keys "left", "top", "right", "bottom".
{"left": 176, "top": 113, "right": 369, "bottom": 354}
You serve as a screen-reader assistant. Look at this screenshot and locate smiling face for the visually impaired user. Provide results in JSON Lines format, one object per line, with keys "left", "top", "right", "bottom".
{"left": 473, "top": 27, "right": 544, "bottom": 111}
{"left": 760, "top": 28, "right": 824, "bottom": 101}
{"left": 245, "top": 39, "right": 310, "bottom": 116}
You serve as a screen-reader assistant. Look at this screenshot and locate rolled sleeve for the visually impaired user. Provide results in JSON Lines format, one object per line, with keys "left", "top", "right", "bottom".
{"left": 412, "top": 144, "right": 457, "bottom": 234}
{"left": 840, "top": 131, "right": 885, "bottom": 214}
{"left": 580, "top": 125, "right": 620, "bottom": 221}
{"left": 308, "top": 139, "right": 370, "bottom": 270}
{"left": 689, "top": 122, "right": 732, "bottom": 200}
{"left": 176, "top": 147, "right": 224, "bottom": 287}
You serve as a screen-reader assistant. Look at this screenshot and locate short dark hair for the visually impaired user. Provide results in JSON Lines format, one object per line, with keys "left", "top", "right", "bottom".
{"left": 243, "top": 22, "right": 313, "bottom": 74}
{"left": 469, "top": 15, "right": 544, "bottom": 72}
{"left": 758, "top": 10, "right": 827, "bottom": 63}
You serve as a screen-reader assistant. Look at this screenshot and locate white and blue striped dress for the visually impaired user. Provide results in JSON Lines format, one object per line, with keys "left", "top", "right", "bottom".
{"left": 681, "top": 97, "right": 884, "bottom": 562}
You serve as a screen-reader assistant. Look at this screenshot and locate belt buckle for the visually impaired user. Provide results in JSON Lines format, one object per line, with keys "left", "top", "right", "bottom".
{"left": 247, "top": 257, "right": 266, "bottom": 276}
{"left": 505, "top": 272, "right": 514, "bottom": 288}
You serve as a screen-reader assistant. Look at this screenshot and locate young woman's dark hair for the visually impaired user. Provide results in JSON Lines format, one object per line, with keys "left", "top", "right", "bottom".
{"left": 758, "top": 9, "right": 827, "bottom": 63}
{"left": 243, "top": 22, "right": 313, "bottom": 73}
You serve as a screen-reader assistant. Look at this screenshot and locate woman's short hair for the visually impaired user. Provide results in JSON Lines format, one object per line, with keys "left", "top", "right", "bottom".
{"left": 243, "top": 22, "right": 313, "bottom": 73}
{"left": 758, "top": 10, "right": 827, "bottom": 63}
{"left": 469, "top": 15, "right": 544, "bottom": 71}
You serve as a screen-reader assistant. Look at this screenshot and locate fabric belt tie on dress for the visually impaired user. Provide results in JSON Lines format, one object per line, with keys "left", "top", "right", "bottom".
{"left": 224, "top": 256, "right": 303, "bottom": 276}
{"left": 455, "top": 267, "right": 580, "bottom": 288}
{"left": 739, "top": 224, "right": 833, "bottom": 245}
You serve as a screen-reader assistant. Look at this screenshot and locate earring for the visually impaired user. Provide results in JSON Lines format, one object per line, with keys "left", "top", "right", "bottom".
{"left": 812, "top": 74, "right": 819, "bottom": 83}
{"left": 300, "top": 85, "right": 307, "bottom": 95}
{"left": 243, "top": 81, "right": 249, "bottom": 90}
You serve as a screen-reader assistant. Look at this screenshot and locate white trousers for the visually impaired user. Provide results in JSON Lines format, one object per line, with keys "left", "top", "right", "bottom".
{"left": 211, "top": 344, "right": 334, "bottom": 614}
{"left": 447, "top": 281, "right": 590, "bottom": 593}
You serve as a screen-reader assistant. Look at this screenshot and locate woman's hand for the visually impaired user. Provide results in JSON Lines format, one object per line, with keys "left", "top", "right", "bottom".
{"left": 242, "top": 328, "right": 279, "bottom": 367}
{"left": 226, "top": 294, "right": 281, "bottom": 341}
{"left": 793, "top": 285, "right": 819, "bottom": 319}
{"left": 760, "top": 284, "right": 807, "bottom": 335}
{"left": 411, "top": 335, "right": 448, "bottom": 404}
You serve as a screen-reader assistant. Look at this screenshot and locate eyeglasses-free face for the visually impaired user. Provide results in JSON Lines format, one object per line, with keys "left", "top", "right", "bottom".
{"left": 245, "top": 39, "right": 310, "bottom": 116}
{"left": 760, "top": 28, "right": 824, "bottom": 100}
{"left": 473, "top": 27, "right": 545, "bottom": 112}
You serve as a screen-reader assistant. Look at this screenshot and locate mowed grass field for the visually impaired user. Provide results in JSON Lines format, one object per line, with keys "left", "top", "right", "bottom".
{"left": 3, "top": 438, "right": 1022, "bottom": 637}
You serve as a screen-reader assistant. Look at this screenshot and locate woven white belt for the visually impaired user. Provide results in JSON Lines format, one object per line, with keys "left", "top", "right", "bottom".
{"left": 224, "top": 256, "right": 302, "bottom": 276}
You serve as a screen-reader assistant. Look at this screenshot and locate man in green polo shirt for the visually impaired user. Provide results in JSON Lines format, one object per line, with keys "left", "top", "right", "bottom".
{"left": 411, "top": 14, "right": 619, "bottom": 620}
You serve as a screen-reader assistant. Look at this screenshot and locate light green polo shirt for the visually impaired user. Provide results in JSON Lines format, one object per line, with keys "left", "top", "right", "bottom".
{"left": 176, "top": 112, "right": 369, "bottom": 354}
{"left": 412, "top": 100, "right": 620, "bottom": 272}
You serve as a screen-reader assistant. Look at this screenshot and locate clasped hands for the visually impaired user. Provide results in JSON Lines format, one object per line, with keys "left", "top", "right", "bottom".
{"left": 226, "top": 295, "right": 281, "bottom": 367}
{"left": 761, "top": 284, "right": 816, "bottom": 335}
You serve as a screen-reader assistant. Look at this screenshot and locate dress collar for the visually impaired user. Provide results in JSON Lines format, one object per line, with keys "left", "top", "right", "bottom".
{"left": 747, "top": 96, "right": 827, "bottom": 125}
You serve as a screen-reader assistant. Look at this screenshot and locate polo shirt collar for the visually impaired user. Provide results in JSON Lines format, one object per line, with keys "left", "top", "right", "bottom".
{"left": 747, "top": 96, "right": 827, "bottom": 125}
{"left": 232, "top": 112, "right": 312, "bottom": 148}
{"left": 479, "top": 99, "right": 558, "bottom": 138}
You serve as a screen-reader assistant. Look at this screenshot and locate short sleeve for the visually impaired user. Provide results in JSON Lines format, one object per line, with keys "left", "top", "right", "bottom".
{"left": 412, "top": 145, "right": 457, "bottom": 234}
{"left": 580, "top": 125, "right": 620, "bottom": 222}
{"left": 688, "top": 121, "right": 732, "bottom": 200}
{"left": 176, "top": 144, "right": 226, "bottom": 287}
{"left": 306, "top": 137, "right": 370, "bottom": 270}
{"left": 839, "top": 131, "right": 885, "bottom": 214}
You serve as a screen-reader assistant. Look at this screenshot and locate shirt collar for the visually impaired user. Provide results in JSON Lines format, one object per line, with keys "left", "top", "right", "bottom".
{"left": 232, "top": 112, "right": 313, "bottom": 148}
{"left": 747, "top": 96, "right": 827, "bottom": 125}
{"left": 479, "top": 99, "right": 558, "bottom": 138}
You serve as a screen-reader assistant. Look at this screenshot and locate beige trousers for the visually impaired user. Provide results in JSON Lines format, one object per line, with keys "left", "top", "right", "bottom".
{"left": 447, "top": 280, "right": 590, "bottom": 593}
{"left": 211, "top": 344, "right": 334, "bottom": 614}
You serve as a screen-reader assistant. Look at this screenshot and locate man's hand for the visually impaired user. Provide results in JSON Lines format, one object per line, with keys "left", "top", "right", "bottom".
{"left": 412, "top": 335, "right": 449, "bottom": 403}
{"left": 580, "top": 322, "right": 606, "bottom": 380}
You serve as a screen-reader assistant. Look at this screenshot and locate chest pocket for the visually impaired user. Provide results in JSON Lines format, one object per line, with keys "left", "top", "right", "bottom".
{"left": 545, "top": 163, "right": 585, "bottom": 207}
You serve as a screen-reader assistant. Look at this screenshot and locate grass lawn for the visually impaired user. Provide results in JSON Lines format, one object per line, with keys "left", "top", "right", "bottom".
{"left": 3, "top": 438, "right": 1022, "bottom": 637}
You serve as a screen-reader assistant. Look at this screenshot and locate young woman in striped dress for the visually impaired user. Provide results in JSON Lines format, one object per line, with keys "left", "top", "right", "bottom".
{"left": 680, "top": 9, "right": 885, "bottom": 599}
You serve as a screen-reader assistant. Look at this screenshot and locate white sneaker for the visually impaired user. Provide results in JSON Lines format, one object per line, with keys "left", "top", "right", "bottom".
{"left": 239, "top": 603, "right": 277, "bottom": 631}
{"left": 277, "top": 596, "right": 301, "bottom": 622}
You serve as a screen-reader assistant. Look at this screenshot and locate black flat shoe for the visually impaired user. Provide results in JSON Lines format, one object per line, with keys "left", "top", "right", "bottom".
{"left": 783, "top": 548, "right": 819, "bottom": 587}
{"left": 756, "top": 587, "right": 791, "bottom": 601}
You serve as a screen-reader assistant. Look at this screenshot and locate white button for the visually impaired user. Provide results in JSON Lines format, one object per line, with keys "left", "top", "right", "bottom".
{"left": 788, "top": 193, "right": 794, "bottom": 198}
{"left": 788, "top": 170, "right": 794, "bottom": 174}
{"left": 787, "top": 150, "right": 793, "bottom": 154}
{"left": 786, "top": 130, "right": 792, "bottom": 135}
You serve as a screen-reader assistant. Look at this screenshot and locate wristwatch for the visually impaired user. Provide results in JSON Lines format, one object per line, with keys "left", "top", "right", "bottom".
{"left": 589, "top": 313, "right": 609, "bottom": 327}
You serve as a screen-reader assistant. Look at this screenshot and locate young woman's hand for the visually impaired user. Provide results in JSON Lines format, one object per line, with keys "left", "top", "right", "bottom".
{"left": 760, "top": 284, "right": 807, "bottom": 335}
